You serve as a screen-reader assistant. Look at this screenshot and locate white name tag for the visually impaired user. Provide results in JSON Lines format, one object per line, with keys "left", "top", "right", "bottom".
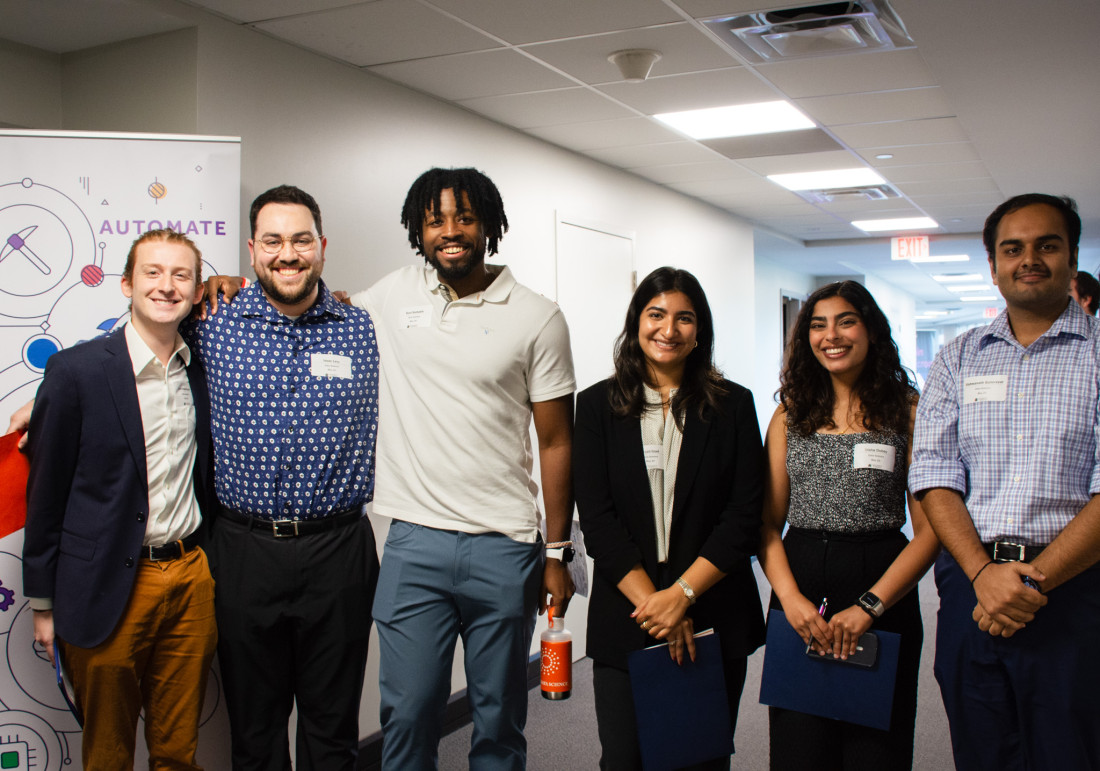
{"left": 310, "top": 353, "right": 353, "bottom": 379}
{"left": 643, "top": 445, "right": 663, "bottom": 471}
{"left": 402, "top": 305, "right": 432, "bottom": 328}
{"left": 963, "top": 375, "right": 1008, "bottom": 404}
{"left": 853, "top": 443, "right": 896, "bottom": 471}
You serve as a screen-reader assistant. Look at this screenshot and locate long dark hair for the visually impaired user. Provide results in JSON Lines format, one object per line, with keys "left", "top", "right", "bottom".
{"left": 779, "top": 281, "right": 915, "bottom": 436}
{"left": 610, "top": 267, "right": 727, "bottom": 428}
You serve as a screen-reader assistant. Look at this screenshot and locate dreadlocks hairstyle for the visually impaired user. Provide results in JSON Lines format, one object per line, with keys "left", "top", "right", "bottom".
{"left": 779, "top": 280, "right": 915, "bottom": 437}
{"left": 400, "top": 167, "right": 509, "bottom": 256}
{"left": 609, "top": 267, "right": 728, "bottom": 430}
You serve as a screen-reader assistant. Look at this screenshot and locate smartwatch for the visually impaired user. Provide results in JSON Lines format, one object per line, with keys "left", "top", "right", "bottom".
{"left": 857, "top": 591, "right": 884, "bottom": 619}
{"left": 546, "top": 546, "right": 575, "bottom": 563}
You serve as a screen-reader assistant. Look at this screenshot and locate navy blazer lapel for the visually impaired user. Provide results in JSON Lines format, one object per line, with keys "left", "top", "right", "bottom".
{"left": 615, "top": 415, "right": 653, "bottom": 517}
{"left": 672, "top": 407, "right": 710, "bottom": 522}
{"left": 103, "top": 330, "right": 149, "bottom": 493}
{"left": 185, "top": 359, "right": 212, "bottom": 493}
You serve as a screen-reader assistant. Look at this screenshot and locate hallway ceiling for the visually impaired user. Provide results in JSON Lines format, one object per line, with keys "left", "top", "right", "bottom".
{"left": 4, "top": 0, "right": 1098, "bottom": 318}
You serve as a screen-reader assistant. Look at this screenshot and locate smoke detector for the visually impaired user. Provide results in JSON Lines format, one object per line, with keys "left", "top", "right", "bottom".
{"left": 702, "top": 1, "right": 915, "bottom": 63}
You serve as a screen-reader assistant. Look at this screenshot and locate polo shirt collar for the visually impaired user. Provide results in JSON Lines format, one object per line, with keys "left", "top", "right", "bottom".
{"left": 421, "top": 263, "right": 515, "bottom": 304}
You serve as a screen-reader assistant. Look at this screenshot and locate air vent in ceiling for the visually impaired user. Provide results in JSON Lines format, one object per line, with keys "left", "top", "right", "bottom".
{"left": 796, "top": 184, "right": 900, "bottom": 204}
{"left": 702, "top": 1, "right": 915, "bottom": 63}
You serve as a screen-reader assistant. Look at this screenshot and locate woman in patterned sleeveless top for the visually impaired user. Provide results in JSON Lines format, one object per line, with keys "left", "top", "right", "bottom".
{"left": 758, "top": 281, "right": 940, "bottom": 770}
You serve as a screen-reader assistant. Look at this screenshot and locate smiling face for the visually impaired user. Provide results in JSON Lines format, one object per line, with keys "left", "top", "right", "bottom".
{"left": 808, "top": 296, "right": 870, "bottom": 382}
{"left": 121, "top": 239, "right": 203, "bottom": 331}
{"left": 638, "top": 290, "right": 697, "bottom": 385}
{"left": 421, "top": 188, "right": 486, "bottom": 282}
{"left": 248, "top": 202, "right": 326, "bottom": 316}
{"left": 989, "top": 203, "right": 1076, "bottom": 315}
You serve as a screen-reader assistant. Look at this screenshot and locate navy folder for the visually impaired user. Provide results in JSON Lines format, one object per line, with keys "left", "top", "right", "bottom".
{"left": 758, "top": 609, "right": 900, "bottom": 731}
{"left": 627, "top": 629, "right": 732, "bottom": 771}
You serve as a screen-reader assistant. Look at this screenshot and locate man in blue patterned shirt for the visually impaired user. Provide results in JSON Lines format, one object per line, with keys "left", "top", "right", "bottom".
{"left": 910, "top": 194, "right": 1100, "bottom": 770}
{"left": 188, "top": 186, "right": 380, "bottom": 771}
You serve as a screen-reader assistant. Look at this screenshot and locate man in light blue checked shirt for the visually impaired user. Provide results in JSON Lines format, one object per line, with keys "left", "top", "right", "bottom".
{"left": 911, "top": 193, "right": 1100, "bottom": 771}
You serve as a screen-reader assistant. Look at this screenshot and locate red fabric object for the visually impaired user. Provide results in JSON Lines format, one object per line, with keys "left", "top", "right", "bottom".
{"left": 0, "top": 432, "right": 29, "bottom": 538}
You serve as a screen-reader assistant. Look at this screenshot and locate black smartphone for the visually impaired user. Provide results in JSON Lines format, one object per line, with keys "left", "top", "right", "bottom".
{"left": 805, "top": 631, "right": 879, "bottom": 668}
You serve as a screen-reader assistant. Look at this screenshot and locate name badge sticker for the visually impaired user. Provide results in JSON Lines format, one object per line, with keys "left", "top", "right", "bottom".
{"left": 853, "top": 443, "right": 896, "bottom": 472}
{"left": 402, "top": 305, "right": 432, "bottom": 329}
{"left": 643, "top": 445, "right": 663, "bottom": 471}
{"left": 310, "top": 353, "right": 353, "bottom": 379}
{"left": 963, "top": 375, "right": 1008, "bottom": 404}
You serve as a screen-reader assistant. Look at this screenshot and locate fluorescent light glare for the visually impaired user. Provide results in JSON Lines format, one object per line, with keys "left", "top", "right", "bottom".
{"left": 960, "top": 295, "right": 999, "bottom": 302}
{"left": 654, "top": 100, "right": 814, "bottom": 140}
{"left": 946, "top": 284, "right": 991, "bottom": 293}
{"left": 910, "top": 253, "right": 970, "bottom": 264}
{"left": 918, "top": 310, "right": 950, "bottom": 316}
{"left": 768, "top": 167, "right": 885, "bottom": 191}
{"left": 852, "top": 217, "right": 938, "bottom": 232}
{"left": 932, "top": 274, "right": 984, "bottom": 282}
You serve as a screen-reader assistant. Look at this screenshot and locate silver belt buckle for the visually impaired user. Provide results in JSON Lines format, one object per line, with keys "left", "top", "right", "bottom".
{"left": 993, "top": 541, "right": 1026, "bottom": 562}
{"left": 271, "top": 520, "right": 300, "bottom": 538}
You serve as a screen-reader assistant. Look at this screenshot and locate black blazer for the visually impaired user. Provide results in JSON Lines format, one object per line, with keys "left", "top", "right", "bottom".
{"left": 575, "top": 378, "right": 766, "bottom": 670}
{"left": 23, "top": 328, "right": 215, "bottom": 649}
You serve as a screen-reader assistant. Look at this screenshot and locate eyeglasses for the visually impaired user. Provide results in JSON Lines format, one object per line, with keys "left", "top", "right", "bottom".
{"left": 256, "top": 234, "right": 321, "bottom": 255}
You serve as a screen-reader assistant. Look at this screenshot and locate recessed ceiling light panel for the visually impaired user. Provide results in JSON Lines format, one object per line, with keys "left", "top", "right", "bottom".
{"left": 654, "top": 101, "right": 814, "bottom": 140}
{"left": 851, "top": 216, "right": 938, "bottom": 232}
{"left": 768, "top": 168, "right": 885, "bottom": 191}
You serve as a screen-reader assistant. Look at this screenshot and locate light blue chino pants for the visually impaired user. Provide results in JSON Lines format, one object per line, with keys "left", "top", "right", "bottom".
{"left": 374, "top": 520, "right": 543, "bottom": 771}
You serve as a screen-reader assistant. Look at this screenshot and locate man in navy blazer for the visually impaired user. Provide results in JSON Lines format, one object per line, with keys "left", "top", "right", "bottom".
{"left": 23, "top": 229, "right": 217, "bottom": 770}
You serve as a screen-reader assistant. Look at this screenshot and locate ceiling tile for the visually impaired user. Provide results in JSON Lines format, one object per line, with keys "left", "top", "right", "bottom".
{"left": 527, "top": 117, "right": 682, "bottom": 150}
{"left": 797, "top": 87, "right": 953, "bottom": 126}
{"left": 880, "top": 161, "right": 991, "bottom": 184}
{"left": 521, "top": 23, "right": 735, "bottom": 84}
{"left": 368, "top": 49, "right": 572, "bottom": 100}
{"left": 183, "top": 0, "right": 357, "bottom": 23}
{"left": 586, "top": 141, "right": 722, "bottom": 167}
{"left": 831, "top": 117, "right": 970, "bottom": 148}
{"left": 756, "top": 49, "right": 935, "bottom": 99}
{"left": 596, "top": 67, "right": 774, "bottom": 114}
{"left": 631, "top": 160, "right": 751, "bottom": 184}
{"left": 0, "top": 0, "right": 191, "bottom": 52}
{"left": 253, "top": 0, "right": 499, "bottom": 67}
{"left": 425, "top": 0, "right": 683, "bottom": 44}
{"left": 459, "top": 88, "right": 632, "bottom": 128}
{"left": 703, "top": 129, "right": 844, "bottom": 159}
{"left": 899, "top": 177, "right": 1001, "bottom": 195}
{"left": 735, "top": 150, "right": 863, "bottom": 175}
{"left": 668, "top": 176, "right": 798, "bottom": 200}
{"left": 860, "top": 142, "right": 980, "bottom": 167}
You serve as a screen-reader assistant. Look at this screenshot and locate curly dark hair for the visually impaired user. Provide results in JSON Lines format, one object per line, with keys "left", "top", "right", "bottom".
{"left": 400, "top": 167, "right": 508, "bottom": 256}
{"left": 609, "top": 267, "right": 727, "bottom": 429}
{"left": 779, "top": 281, "right": 915, "bottom": 437}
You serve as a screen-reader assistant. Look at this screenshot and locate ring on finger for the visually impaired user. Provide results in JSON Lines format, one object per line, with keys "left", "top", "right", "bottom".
{"left": 641, "top": 620, "right": 649, "bottom": 630}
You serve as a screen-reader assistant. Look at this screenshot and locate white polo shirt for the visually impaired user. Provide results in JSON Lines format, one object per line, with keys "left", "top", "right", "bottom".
{"left": 352, "top": 264, "right": 575, "bottom": 542}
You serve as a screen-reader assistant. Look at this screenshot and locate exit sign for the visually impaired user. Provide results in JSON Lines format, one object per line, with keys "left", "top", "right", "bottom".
{"left": 983, "top": 307, "right": 999, "bottom": 319}
{"left": 892, "top": 235, "right": 930, "bottom": 261}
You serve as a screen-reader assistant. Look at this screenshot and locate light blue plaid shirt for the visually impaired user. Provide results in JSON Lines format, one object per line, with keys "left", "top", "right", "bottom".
{"left": 910, "top": 300, "right": 1100, "bottom": 544}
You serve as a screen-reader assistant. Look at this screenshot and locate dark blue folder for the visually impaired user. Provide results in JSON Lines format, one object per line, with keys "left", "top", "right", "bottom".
{"left": 627, "top": 629, "right": 732, "bottom": 771}
{"left": 758, "top": 609, "right": 900, "bottom": 730}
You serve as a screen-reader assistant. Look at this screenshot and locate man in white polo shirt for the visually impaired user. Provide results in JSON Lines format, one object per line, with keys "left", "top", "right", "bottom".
{"left": 350, "top": 167, "right": 575, "bottom": 770}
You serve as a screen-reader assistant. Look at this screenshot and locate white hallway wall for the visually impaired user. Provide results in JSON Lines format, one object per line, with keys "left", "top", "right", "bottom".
{"left": 2, "top": 0, "right": 785, "bottom": 747}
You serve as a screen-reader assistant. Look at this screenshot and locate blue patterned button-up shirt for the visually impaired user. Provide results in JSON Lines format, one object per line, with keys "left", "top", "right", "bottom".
{"left": 184, "top": 281, "right": 379, "bottom": 519}
{"left": 910, "top": 300, "right": 1100, "bottom": 544}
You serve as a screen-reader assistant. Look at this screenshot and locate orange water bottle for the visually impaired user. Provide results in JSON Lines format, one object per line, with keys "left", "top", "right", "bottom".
{"left": 540, "top": 605, "right": 572, "bottom": 700}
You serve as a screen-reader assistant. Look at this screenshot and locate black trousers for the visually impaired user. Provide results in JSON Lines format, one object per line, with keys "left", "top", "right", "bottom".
{"left": 768, "top": 528, "right": 922, "bottom": 771}
{"left": 210, "top": 514, "right": 379, "bottom": 771}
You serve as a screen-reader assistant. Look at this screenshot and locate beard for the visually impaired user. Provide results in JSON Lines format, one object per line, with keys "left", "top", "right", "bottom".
{"left": 426, "top": 240, "right": 486, "bottom": 282}
{"left": 256, "top": 264, "right": 322, "bottom": 308}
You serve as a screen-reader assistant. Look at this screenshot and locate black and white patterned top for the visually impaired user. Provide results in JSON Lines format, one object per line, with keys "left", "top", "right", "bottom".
{"left": 786, "top": 429, "right": 909, "bottom": 533}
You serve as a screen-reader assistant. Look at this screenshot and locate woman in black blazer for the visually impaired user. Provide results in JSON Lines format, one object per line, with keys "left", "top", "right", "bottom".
{"left": 575, "top": 267, "right": 766, "bottom": 770}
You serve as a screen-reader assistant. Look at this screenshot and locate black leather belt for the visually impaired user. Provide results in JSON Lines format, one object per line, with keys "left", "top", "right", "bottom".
{"left": 143, "top": 531, "right": 202, "bottom": 561}
{"left": 984, "top": 540, "right": 1047, "bottom": 563}
{"left": 219, "top": 504, "right": 362, "bottom": 537}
